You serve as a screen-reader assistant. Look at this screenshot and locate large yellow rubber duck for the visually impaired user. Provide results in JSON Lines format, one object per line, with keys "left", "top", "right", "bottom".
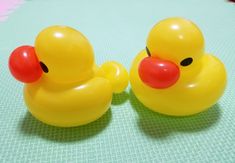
{"left": 130, "top": 17, "right": 227, "bottom": 116}
{"left": 9, "top": 26, "right": 128, "bottom": 127}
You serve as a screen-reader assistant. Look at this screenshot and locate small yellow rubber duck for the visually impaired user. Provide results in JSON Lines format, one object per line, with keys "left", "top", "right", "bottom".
{"left": 130, "top": 17, "right": 227, "bottom": 116}
{"left": 9, "top": 26, "right": 128, "bottom": 127}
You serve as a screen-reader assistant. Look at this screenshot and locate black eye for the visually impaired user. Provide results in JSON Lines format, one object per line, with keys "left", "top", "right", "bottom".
{"left": 40, "top": 62, "right": 49, "bottom": 73}
{"left": 180, "top": 57, "right": 193, "bottom": 66}
{"left": 146, "top": 47, "right": 151, "bottom": 57}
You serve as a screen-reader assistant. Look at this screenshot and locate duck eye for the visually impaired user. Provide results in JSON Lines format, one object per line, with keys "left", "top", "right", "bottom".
{"left": 180, "top": 57, "right": 193, "bottom": 66}
{"left": 146, "top": 47, "right": 151, "bottom": 57}
{"left": 40, "top": 62, "right": 49, "bottom": 73}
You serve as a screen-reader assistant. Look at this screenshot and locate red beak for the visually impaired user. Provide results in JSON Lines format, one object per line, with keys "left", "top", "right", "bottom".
{"left": 138, "top": 57, "right": 180, "bottom": 89}
{"left": 9, "top": 46, "right": 43, "bottom": 83}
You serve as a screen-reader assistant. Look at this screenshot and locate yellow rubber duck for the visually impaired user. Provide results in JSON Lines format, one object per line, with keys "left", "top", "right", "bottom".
{"left": 130, "top": 17, "right": 227, "bottom": 116}
{"left": 9, "top": 26, "right": 128, "bottom": 127}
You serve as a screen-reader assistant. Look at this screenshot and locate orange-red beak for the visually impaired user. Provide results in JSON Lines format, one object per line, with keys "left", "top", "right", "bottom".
{"left": 9, "top": 46, "right": 43, "bottom": 83}
{"left": 138, "top": 57, "right": 180, "bottom": 89}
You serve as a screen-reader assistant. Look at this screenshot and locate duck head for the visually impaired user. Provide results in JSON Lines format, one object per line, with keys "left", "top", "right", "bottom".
{"left": 9, "top": 26, "right": 94, "bottom": 84}
{"left": 139, "top": 17, "right": 204, "bottom": 89}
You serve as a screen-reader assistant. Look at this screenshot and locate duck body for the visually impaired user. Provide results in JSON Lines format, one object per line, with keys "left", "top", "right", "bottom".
{"left": 24, "top": 74, "right": 112, "bottom": 127}
{"left": 130, "top": 50, "right": 226, "bottom": 116}
{"left": 130, "top": 17, "right": 227, "bottom": 116}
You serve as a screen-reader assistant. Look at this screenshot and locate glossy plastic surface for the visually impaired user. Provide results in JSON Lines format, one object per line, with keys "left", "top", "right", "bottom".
{"left": 138, "top": 57, "right": 180, "bottom": 88}
{"left": 9, "top": 46, "right": 42, "bottom": 83}
{"left": 130, "top": 18, "right": 227, "bottom": 116}
{"left": 10, "top": 26, "right": 129, "bottom": 127}
{"left": 97, "top": 61, "right": 129, "bottom": 93}
{"left": 35, "top": 26, "right": 95, "bottom": 84}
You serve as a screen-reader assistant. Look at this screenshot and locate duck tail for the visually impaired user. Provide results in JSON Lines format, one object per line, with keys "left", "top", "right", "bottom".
{"left": 97, "top": 61, "right": 129, "bottom": 93}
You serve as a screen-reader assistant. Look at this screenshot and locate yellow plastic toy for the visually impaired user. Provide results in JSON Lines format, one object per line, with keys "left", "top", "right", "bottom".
{"left": 130, "top": 17, "right": 227, "bottom": 116}
{"left": 9, "top": 26, "right": 128, "bottom": 127}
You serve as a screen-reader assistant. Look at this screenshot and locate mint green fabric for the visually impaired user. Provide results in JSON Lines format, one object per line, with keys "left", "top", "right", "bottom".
{"left": 0, "top": 0, "right": 235, "bottom": 162}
